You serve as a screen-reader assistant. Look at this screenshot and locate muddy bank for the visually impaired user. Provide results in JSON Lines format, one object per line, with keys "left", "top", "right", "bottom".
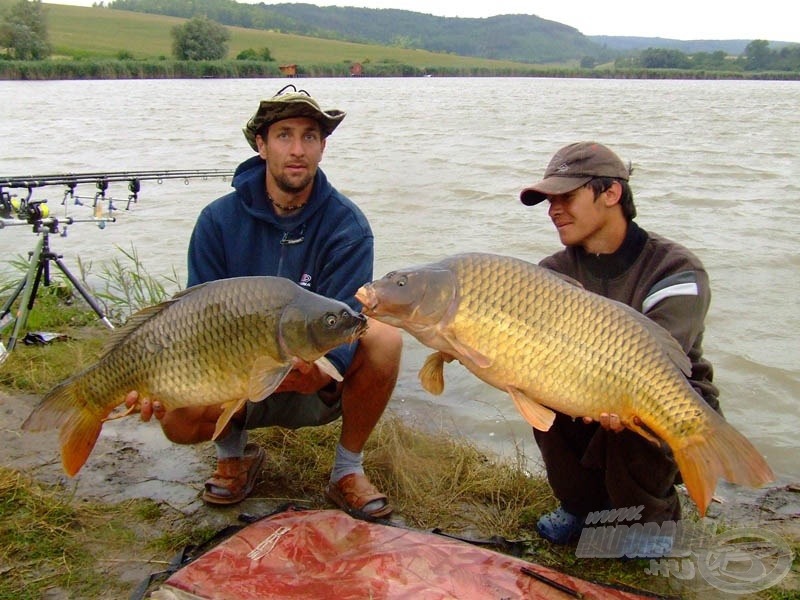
{"left": 5, "top": 389, "right": 798, "bottom": 527}
{"left": 3, "top": 390, "right": 798, "bottom": 597}
{"left": 3, "top": 391, "right": 303, "bottom": 597}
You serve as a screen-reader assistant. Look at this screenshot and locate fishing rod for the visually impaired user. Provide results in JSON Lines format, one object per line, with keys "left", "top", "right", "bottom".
{"left": 0, "top": 168, "right": 235, "bottom": 219}
{"left": 0, "top": 168, "right": 234, "bottom": 360}
{"left": 0, "top": 169, "right": 235, "bottom": 190}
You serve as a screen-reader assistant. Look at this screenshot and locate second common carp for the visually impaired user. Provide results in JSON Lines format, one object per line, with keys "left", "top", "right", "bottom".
{"left": 356, "top": 252, "right": 773, "bottom": 516}
{"left": 23, "top": 276, "right": 367, "bottom": 476}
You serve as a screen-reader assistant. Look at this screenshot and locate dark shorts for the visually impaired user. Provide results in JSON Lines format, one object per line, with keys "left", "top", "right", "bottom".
{"left": 243, "top": 389, "right": 343, "bottom": 430}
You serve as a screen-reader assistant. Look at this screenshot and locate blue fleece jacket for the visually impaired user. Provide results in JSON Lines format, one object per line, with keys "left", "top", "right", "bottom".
{"left": 187, "top": 155, "right": 374, "bottom": 376}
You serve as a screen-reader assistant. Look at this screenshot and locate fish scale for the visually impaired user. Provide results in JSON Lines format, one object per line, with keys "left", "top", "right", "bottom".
{"left": 451, "top": 254, "right": 684, "bottom": 427}
{"left": 75, "top": 280, "right": 284, "bottom": 408}
{"left": 130, "top": 283, "right": 279, "bottom": 405}
{"left": 357, "top": 252, "right": 773, "bottom": 516}
{"left": 22, "top": 276, "right": 367, "bottom": 476}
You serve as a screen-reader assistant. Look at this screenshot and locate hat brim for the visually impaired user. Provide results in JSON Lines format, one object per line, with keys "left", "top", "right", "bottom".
{"left": 520, "top": 175, "right": 592, "bottom": 206}
{"left": 243, "top": 98, "right": 346, "bottom": 151}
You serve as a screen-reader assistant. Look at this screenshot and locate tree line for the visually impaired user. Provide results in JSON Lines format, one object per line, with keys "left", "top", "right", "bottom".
{"left": 0, "top": 0, "right": 272, "bottom": 61}
{"left": 102, "top": 0, "right": 800, "bottom": 69}
{"left": 2, "top": 0, "right": 799, "bottom": 76}
{"left": 614, "top": 41, "right": 800, "bottom": 72}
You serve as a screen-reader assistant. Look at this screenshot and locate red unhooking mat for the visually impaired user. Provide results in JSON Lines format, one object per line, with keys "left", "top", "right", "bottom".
{"left": 151, "top": 508, "right": 659, "bottom": 599}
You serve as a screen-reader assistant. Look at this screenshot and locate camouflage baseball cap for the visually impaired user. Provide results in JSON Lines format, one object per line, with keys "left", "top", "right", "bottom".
{"left": 520, "top": 142, "right": 630, "bottom": 206}
{"left": 243, "top": 85, "right": 346, "bottom": 151}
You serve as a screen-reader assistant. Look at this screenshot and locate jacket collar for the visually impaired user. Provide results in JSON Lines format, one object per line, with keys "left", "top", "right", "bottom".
{"left": 233, "top": 157, "right": 332, "bottom": 229}
{"left": 577, "top": 221, "right": 648, "bottom": 279}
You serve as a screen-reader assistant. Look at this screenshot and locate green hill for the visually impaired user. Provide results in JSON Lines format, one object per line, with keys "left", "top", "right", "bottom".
{"left": 248, "top": 2, "right": 611, "bottom": 64}
{"left": 3, "top": 1, "right": 797, "bottom": 79}
{"left": 104, "top": 0, "right": 796, "bottom": 63}
{"left": 4, "top": 1, "right": 542, "bottom": 70}
{"left": 107, "top": 0, "right": 610, "bottom": 64}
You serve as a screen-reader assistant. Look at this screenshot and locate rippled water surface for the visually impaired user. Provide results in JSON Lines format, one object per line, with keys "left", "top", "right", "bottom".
{"left": 1, "top": 77, "right": 798, "bottom": 479}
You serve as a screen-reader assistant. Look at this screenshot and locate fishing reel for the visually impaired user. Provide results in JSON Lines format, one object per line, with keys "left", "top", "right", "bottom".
{"left": 0, "top": 191, "right": 50, "bottom": 224}
{"left": 19, "top": 199, "right": 50, "bottom": 223}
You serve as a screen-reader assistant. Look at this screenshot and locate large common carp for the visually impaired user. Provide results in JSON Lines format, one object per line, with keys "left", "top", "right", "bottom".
{"left": 23, "top": 276, "right": 367, "bottom": 476}
{"left": 356, "top": 252, "right": 773, "bottom": 516}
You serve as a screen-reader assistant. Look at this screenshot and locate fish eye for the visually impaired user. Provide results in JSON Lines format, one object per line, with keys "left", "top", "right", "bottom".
{"left": 396, "top": 275, "right": 408, "bottom": 287}
{"left": 325, "top": 313, "right": 338, "bottom": 327}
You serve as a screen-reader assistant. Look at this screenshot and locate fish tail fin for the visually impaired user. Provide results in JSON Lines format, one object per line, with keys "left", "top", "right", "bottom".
{"left": 673, "top": 417, "right": 774, "bottom": 517}
{"left": 22, "top": 380, "right": 103, "bottom": 477}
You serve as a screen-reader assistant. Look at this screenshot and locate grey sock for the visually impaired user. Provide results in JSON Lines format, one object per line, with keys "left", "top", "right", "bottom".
{"left": 330, "top": 442, "right": 364, "bottom": 483}
{"left": 214, "top": 424, "right": 248, "bottom": 459}
{"left": 330, "top": 444, "right": 385, "bottom": 514}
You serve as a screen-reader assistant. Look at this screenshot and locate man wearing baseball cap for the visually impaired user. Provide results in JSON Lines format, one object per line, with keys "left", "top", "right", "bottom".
{"left": 521, "top": 142, "right": 721, "bottom": 557}
{"left": 126, "top": 85, "right": 401, "bottom": 518}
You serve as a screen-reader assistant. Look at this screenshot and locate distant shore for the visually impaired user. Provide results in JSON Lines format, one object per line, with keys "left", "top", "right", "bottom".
{"left": 2, "top": 59, "right": 800, "bottom": 81}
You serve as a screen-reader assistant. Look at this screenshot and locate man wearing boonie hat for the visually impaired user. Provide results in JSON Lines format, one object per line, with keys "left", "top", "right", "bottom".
{"left": 125, "top": 85, "right": 401, "bottom": 518}
{"left": 521, "top": 142, "right": 722, "bottom": 557}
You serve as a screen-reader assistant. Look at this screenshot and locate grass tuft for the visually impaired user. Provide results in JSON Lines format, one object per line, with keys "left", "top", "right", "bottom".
{"left": 251, "top": 416, "right": 554, "bottom": 538}
{"left": 0, "top": 467, "right": 108, "bottom": 599}
{"left": 91, "top": 243, "right": 180, "bottom": 321}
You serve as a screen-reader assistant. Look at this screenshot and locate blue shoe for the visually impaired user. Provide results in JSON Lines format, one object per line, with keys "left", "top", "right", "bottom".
{"left": 536, "top": 506, "right": 585, "bottom": 544}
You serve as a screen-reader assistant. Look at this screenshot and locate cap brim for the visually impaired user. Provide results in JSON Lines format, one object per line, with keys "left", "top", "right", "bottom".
{"left": 520, "top": 176, "right": 592, "bottom": 206}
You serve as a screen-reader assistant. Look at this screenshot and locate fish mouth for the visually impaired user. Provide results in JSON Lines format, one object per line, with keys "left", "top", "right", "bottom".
{"left": 355, "top": 285, "right": 377, "bottom": 313}
{"left": 348, "top": 312, "right": 369, "bottom": 343}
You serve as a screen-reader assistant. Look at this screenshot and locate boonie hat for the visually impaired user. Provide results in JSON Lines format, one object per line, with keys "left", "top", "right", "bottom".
{"left": 243, "top": 84, "right": 346, "bottom": 151}
{"left": 520, "top": 142, "right": 630, "bottom": 206}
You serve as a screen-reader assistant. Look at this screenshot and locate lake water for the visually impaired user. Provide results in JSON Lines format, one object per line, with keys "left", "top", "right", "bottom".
{"left": 1, "top": 77, "right": 798, "bottom": 482}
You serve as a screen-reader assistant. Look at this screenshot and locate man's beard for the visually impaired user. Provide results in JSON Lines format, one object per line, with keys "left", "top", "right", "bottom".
{"left": 274, "top": 172, "right": 313, "bottom": 194}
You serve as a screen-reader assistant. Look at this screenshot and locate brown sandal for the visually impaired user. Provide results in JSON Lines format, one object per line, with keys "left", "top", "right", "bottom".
{"left": 201, "top": 443, "right": 265, "bottom": 506}
{"left": 325, "top": 473, "right": 393, "bottom": 518}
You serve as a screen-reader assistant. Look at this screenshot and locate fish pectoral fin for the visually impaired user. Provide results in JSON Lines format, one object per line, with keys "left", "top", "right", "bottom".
{"left": 247, "top": 356, "right": 293, "bottom": 402}
{"left": 419, "top": 352, "right": 446, "bottom": 395}
{"left": 507, "top": 387, "right": 555, "bottom": 431}
{"left": 314, "top": 356, "right": 343, "bottom": 382}
{"left": 444, "top": 335, "right": 492, "bottom": 369}
{"left": 211, "top": 398, "right": 248, "bottom": 441}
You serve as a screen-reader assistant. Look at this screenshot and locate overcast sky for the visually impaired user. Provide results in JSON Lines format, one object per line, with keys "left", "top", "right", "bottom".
{"left": 48, "top": 0, "right": 800, "bottom": 43}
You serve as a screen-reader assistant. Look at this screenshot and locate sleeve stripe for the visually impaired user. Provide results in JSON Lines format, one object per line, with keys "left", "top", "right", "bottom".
{"left": 642, "top": 281, "right": 699, "bottom": 313}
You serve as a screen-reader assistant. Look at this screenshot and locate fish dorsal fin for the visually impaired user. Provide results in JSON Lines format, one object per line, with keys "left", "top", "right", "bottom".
{"left": 247, "top": 356, "right": 293, "bottom": 402}
{"left": 646, "top": 320, "right": 692, "bottom": 377}
{"left": 99, "top": 283, "right": 211, "bottom": 357}
{"left": 507, "top": 386, "right": 556, "bottom": 431}
{"left": 419, "top": 352, "right": 447, "bottom": 395}
{"left": 212, "top": 398, "right": 248, "bottom": 440}
{"left": 612, "top": 300, "right": 692, "bottom": 377}
{"left": 314, "top": 356, "right": 344, "bottom": 382}
{"left": 550, "top": 271, "right": 585, "bottom": 288}
{"left": 100, "top": 299, "right": 180, "bottom": 356}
